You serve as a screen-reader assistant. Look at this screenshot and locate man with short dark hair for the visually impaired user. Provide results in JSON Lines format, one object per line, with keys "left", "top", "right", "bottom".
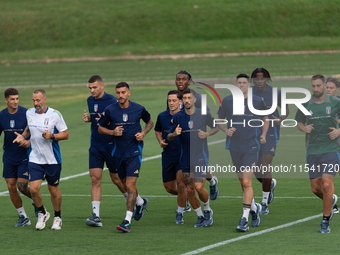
{"left": 82, "top": 75, "right": 127, "bottom": 227}
{"left": 295, "top": 74, "right": 340, "bottom": 233}
{"left": 0, "top": 88, "right": 37, "bottom": 227}
{"left": 14, "top": 89, "right": 69, "bottom": 230}
{"left": 98, "top": 82, "right": 153, "bottom": 233}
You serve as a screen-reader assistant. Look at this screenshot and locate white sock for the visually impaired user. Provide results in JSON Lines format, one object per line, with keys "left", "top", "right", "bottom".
{"left": 209, "top": 178, "right": 216, "bottom": 186}
{"left": 123, "top": 192, "right": 128, "bottom": 204}
{"left": 125, "top": 211, "right": 133, "bottom": 223}
{"left": 262, "top": 191, "right": 270, "bottom": 204}
{"left": 194, "top": 207, "right": 203, "bottom": 217}
{"left": 177, "top": 206, "right": 185, "bottom": 214}
{"left": 251, "top": 198, "right": 257, "bottom": 212}
{"left": 202, "top": 200, "right": 211, "bottom": 211}
{"left": 16, "top": 207, "right": 28, "bottom": 218}
{"left": 92, "top": 201, "right": 100, "bottom": 217}
{"left": 136, "top": 195, "right": 144, "bottom": 206}
{"left": 242, "top": 208, "right": 250, "bottom": 221}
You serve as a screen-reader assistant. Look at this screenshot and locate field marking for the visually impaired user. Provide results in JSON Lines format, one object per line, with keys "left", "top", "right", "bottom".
{"left": 181, "top": 213, "right": 323, "bottom": 255}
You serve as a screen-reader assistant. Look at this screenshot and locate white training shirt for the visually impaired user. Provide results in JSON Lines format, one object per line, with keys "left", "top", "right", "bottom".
{"left": 26, "top": 107, "right": 68, "bottom": 165}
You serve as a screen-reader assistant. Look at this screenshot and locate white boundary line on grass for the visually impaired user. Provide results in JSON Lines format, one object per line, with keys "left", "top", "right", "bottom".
{"left": 181, "top": 213, "right": 323, "bottom": 255}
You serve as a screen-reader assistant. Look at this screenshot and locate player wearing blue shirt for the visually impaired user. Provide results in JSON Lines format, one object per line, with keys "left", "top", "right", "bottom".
{"left": 218, "top": 74, "right": 269, "bottom": 232}
{"left": 82, "top": 75, "right": 127, "bottom": 227}
{"left": 250, "top": 68, "right": 289, "bottom": 215}
{"left": 168, "top": 88, "right": 219, "bottom": 227}
{"left": 98, "top": 82, "right": 154, "bottom": 233}
{"left": 0, "top": 88, "right": 35, "bottom": 227}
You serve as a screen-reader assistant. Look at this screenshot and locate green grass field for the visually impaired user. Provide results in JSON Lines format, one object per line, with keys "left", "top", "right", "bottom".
{"left": 0, "top": 55, "right": 340, "bottom": 254}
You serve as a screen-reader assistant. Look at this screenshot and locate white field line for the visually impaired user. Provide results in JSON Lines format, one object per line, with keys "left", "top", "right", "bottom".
{"left": 0, "top": 135, "right": 304, "bottom": 196}
{"left": 181, "top": 213, "right": 323, "bottom": 255}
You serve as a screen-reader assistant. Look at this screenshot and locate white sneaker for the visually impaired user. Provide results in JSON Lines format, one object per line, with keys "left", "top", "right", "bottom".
{"left": 51, "top": 216, "right": 62, "bottom": 230}
{"left": 36, "top": 211, "right": 50, "bottom": 230}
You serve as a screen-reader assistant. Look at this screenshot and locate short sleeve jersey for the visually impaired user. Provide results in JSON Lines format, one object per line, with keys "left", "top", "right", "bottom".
{"left": 154, "top": 109, "right": 181, "bottom": 158}
{"left": 295, "top": 94, "right": 340, "bottom": 155}
{"left": 251, "top": 85, "right": 282, "bottom": 140}
{"left": 218, "top": 95, "right": 267, "bottom": 153}
{"left": 87, "top": 93, "right": 117, "bottom": 147}
{"left": 0, "top": 106, "right": 29, "bottom": 164}
{"left": 99, "top": 101, "right": 151, "bottom": 159}
{"left": 169, "top": 108, "right": 214, "bottom": 167}
{"left": 27, "top": 107, "right": 68, "bottom": 164}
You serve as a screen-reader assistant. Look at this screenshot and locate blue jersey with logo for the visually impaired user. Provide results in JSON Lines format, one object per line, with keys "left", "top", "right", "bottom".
{"left": 87, "top": 93, "right": 117, "bottom": 147}
{"left": 169, "top": 108, "right": 214, "bottom": 167}
{"left": 251, "top": 85, "right": 282, "bottom": 140}
{"left": 218, "top": 95, "right": 267, "bottom": 153}
{"left": 155, "top": 109, "right": 181, "bottom": 158}
{"left": 0, "top": 106, "right": 29, "bottom": 164}
{"left": 99, "top": 101, "right": 151, "bottom": 158}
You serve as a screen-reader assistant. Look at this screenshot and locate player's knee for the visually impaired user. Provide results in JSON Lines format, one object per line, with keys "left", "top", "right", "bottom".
{"left": 17, "top": 182, "right": 28, "bottom": 194}
{"left": 322, "top": 180, "right": 333, "bottom": 192}
{"left": 7, "top": 183, "right": 17, "bottom": 193}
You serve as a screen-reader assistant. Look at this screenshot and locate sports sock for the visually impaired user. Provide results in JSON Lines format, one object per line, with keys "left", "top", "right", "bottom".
{"left": 194, "top": 207, "right": 203, "bottom": 217}
{"left": 125, "top": 211, "right": 133, "bottom": 223}
{"left": 242, "top": 208, "right": 250, "bottom": 221}
{"left": 251, "top": 198, "right": 257, "bottom": 212}
{"left": 54, "top": 210, "right": 61, "bottom": 218}
{"left": 323, "top": 215, "right": 330, "bottom": 221}
{"left": 123, "top": 192, "right": 128, "bottom": 204}
{"left": 177, "top": 207, "right": 185, "bottom": 214}
{"left": 92, "top": 201, "right": 100, "bottom": 217}
{"left": 37, "top": 205, "right": 46, "bottom": 214}
{"left": 262, "top": 191, "right": 270, "bottom": 204}
{"left": 202, "top": 200, "right": 211, "bottom": 211}
{"left": 16, "top": 207, "right": 28, "bottom": 218}
{"left": 209, "top": 178, "right": 216, "bottom": 186}
{"left": 136, "top": 195, "right": 144, "bottom": 206}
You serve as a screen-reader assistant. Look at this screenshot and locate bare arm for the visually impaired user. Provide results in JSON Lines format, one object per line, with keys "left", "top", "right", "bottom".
{"left": 260, "top": 116, "right": 269, "bottom": 144}
{"left": 136, "top": 119, "right": 154, "bottom": 141}
{"left": 168, "top": 124, "right": 181, "bottom": 142}
{"left": 155, "top": 131, "right": 168, "bottom": 148}
{"left": 197, "top": 126, "right": 220, "bottom": 139}
{"left": 297, "top": 122, "right": 314, "bottom": 133}
{"left": 43, "top": 129, "right": 69, "bottom": 141}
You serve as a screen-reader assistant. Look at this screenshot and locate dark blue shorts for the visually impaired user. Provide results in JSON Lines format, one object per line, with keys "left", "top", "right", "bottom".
{"left": 3, "top": 160, "right": 29, "bottom": 179}
{"left": 259, "top": 137, "right": 277, "bottom": 156}
{"left": 230, "top": 150, "right": 259, "bottom": 173}
{"left": 114, "top": 156, "right": 141, "bottom": 179}
{"left": 28, "top": 162, "right": 61, "bottom": 186}
{"left": 89, "top": 146, "right": 117, "bottom": 173}
{"left": 162, "top": 157, "right": 181, "bottom": 183}
{"left": 307, "top": 152, "right": 340, "bottom": 179}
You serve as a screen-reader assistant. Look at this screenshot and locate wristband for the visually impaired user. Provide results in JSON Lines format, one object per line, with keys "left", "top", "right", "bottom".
{"left": 51, "top": 134, "right": 55, "bottom": 140}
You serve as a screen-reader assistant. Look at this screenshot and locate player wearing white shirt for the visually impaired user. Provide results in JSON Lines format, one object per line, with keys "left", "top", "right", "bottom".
{"left": 14, "top": 89, "right": 69, "bottom": 231}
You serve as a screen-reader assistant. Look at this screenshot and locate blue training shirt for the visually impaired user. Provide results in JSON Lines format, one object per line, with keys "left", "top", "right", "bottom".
{"left": 218, "top": 95, "right": 267, "bottom": 153}
{"left": 169, "top": 108, "right": 214, "bottom": 167}
{"left": 154, "top": 109, "right": 181, "bottom": 158}
{"left": 87, "top": 92, "right": 117, "bottom": 147}
{"left": 99, "top": 101, "right": 151, "bottom": 159}
{"left": 0, "top": 106, "right": 29, "bottom": 164}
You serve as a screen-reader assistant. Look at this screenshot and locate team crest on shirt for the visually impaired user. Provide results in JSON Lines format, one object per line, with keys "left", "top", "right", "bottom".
{"left": 180, "top": 102, "right": 183, "bottom": 110}
{"left": 44, "top": 118, "right": 49, "bottom": 125}
{"left": 10, "top": 120, "right": 15, "bottom": 128}
{"left": 123, "top": 114, "right": 128, "bottom": 122}
{"left": 188, "top": 121, "right": 193, "bottom": 129}
{"left": 94, "top": 104, "right": 98, "bottom": 112}
{"left": 326, "top": 106, "right": 331, "bottom": 114}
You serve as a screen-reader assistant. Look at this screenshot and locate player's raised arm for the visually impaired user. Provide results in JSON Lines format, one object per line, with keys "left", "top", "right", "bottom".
{"left": 135, "top": 119, "right": 154, "bottom": 141}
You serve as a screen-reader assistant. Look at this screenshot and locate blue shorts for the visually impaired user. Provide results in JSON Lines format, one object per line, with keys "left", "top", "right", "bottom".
{"left": 28, "top": 162, "right": 61, "bottom": 186}
{"left": 162, "top": 157, "right": 181, "bottom": 183}
{"left": 307, "top": 152, "right": 340, "bottom": 179}
{"left": 114, "top": 156, "right": 141, "bottom": 179}
{"left": 259, "top": 137, "right": 277, "bottom": 156}
{"left": 2, "top": 160, "right": 29, "bottom": 180}
{"left": 230, "top": 150, "right": 259, "bottom": 173}
{"left": 89, "top": 146, "right": 117, "bottom": 174}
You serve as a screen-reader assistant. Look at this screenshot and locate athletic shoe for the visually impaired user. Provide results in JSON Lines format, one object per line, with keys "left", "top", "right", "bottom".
{"left": 250, "top": 203, "right": 262, "bottom": 227}
{"left": 86, "top": 213, "right": 103, "bottom": 227}
{"left": 320, "top": 220, "right": 330, "bottom": 233}
{"left": 236, "top": 217, "right": 249, "bottom": 232}
{"left": 175, "top": 199, "right": 191, "bottom": 213}
{"left": 175, "top": 212, "right": 184, "bottom": 224}
{"left": 117, "top": 220, "right": 131, "bottom": 233}
{"left": 260, "top": 202, "right": 269, "bottom": 215}
{"left": 268, "top": 178, "right": 277, "bottom": 204}
{"left": 32, "top": 203, "right": 39, "bottom": 217}
{"left": 194, "top": 216, "right": 204, "bottom": 227}
{"left": 134, "top": 198, "right": 149, "bottom": 221}
{"left": 203, "top": 210, "right": 213, "bottom": 227}
{"left": 333, "top": 204, "right": 339, "bottom": 214}
{"left": 36, "top": 211, "right": 50, "bottom": 230}
{"left": 330, "top": 194, "right": 338, "bottom": 220}
{"left": 51, "top": 217, "right": 62, "bottom": 230}
{"left": 15, "top": 215, "right": 31, "bottom": 227}
{"left": 209, "top": 176, "right": 219, "bottom": 200}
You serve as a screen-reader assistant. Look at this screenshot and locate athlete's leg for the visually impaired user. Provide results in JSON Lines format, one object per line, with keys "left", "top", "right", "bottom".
{"left": 90, "top": 168, "right": 103, "bottom": 202}
{"left": 17, "top": 178, "right": 32, "bottom": 198}
{"left": 109, "top": 172, "right": 126, "bottom": 193}
{"left": 176, "top": 170, "right": 186, "bottom": 207}
{"left": 125, "top": 176, "right": 138, "bottom": 212}
{"left": 163, "top": 180, "right": 178, "bottom": 195}
{"left": 194, "top": 178, "right": 208, "bottom": 203}
{"left": 30, "top": 179, "right": 44, "bottom": 207}
{"left": 182, "top": 172, "right": 200, "bottom": 209}
{"left": 255, "top": 154, "right": 273, "bottom": 192}
{"left": 5, "top": 178, "right": 23, "bottom": 208}
{"left": 48, "top": 184, "right": 62, "bottom": 212}
{"left": 321, "top": 174, "right": 335, "bottom": 217}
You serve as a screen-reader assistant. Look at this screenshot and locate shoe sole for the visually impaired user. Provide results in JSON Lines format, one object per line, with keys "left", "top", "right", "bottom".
{"left": 236, "top": 226, "right": 249, "bottom": 232}
{"left": 86, "top": 219, "right": 103, "bottom": 227}
{"left": 36, "top": 212, "right": 50, "bottom": 230}
{"left": 175, "top": 221, "right": 184, "bottom": 224}
{"left": 117, "top": 225, "right": 130, "bottom": 233}
{"left": 268, "top": 179, "right": 277, "bottom": 204}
